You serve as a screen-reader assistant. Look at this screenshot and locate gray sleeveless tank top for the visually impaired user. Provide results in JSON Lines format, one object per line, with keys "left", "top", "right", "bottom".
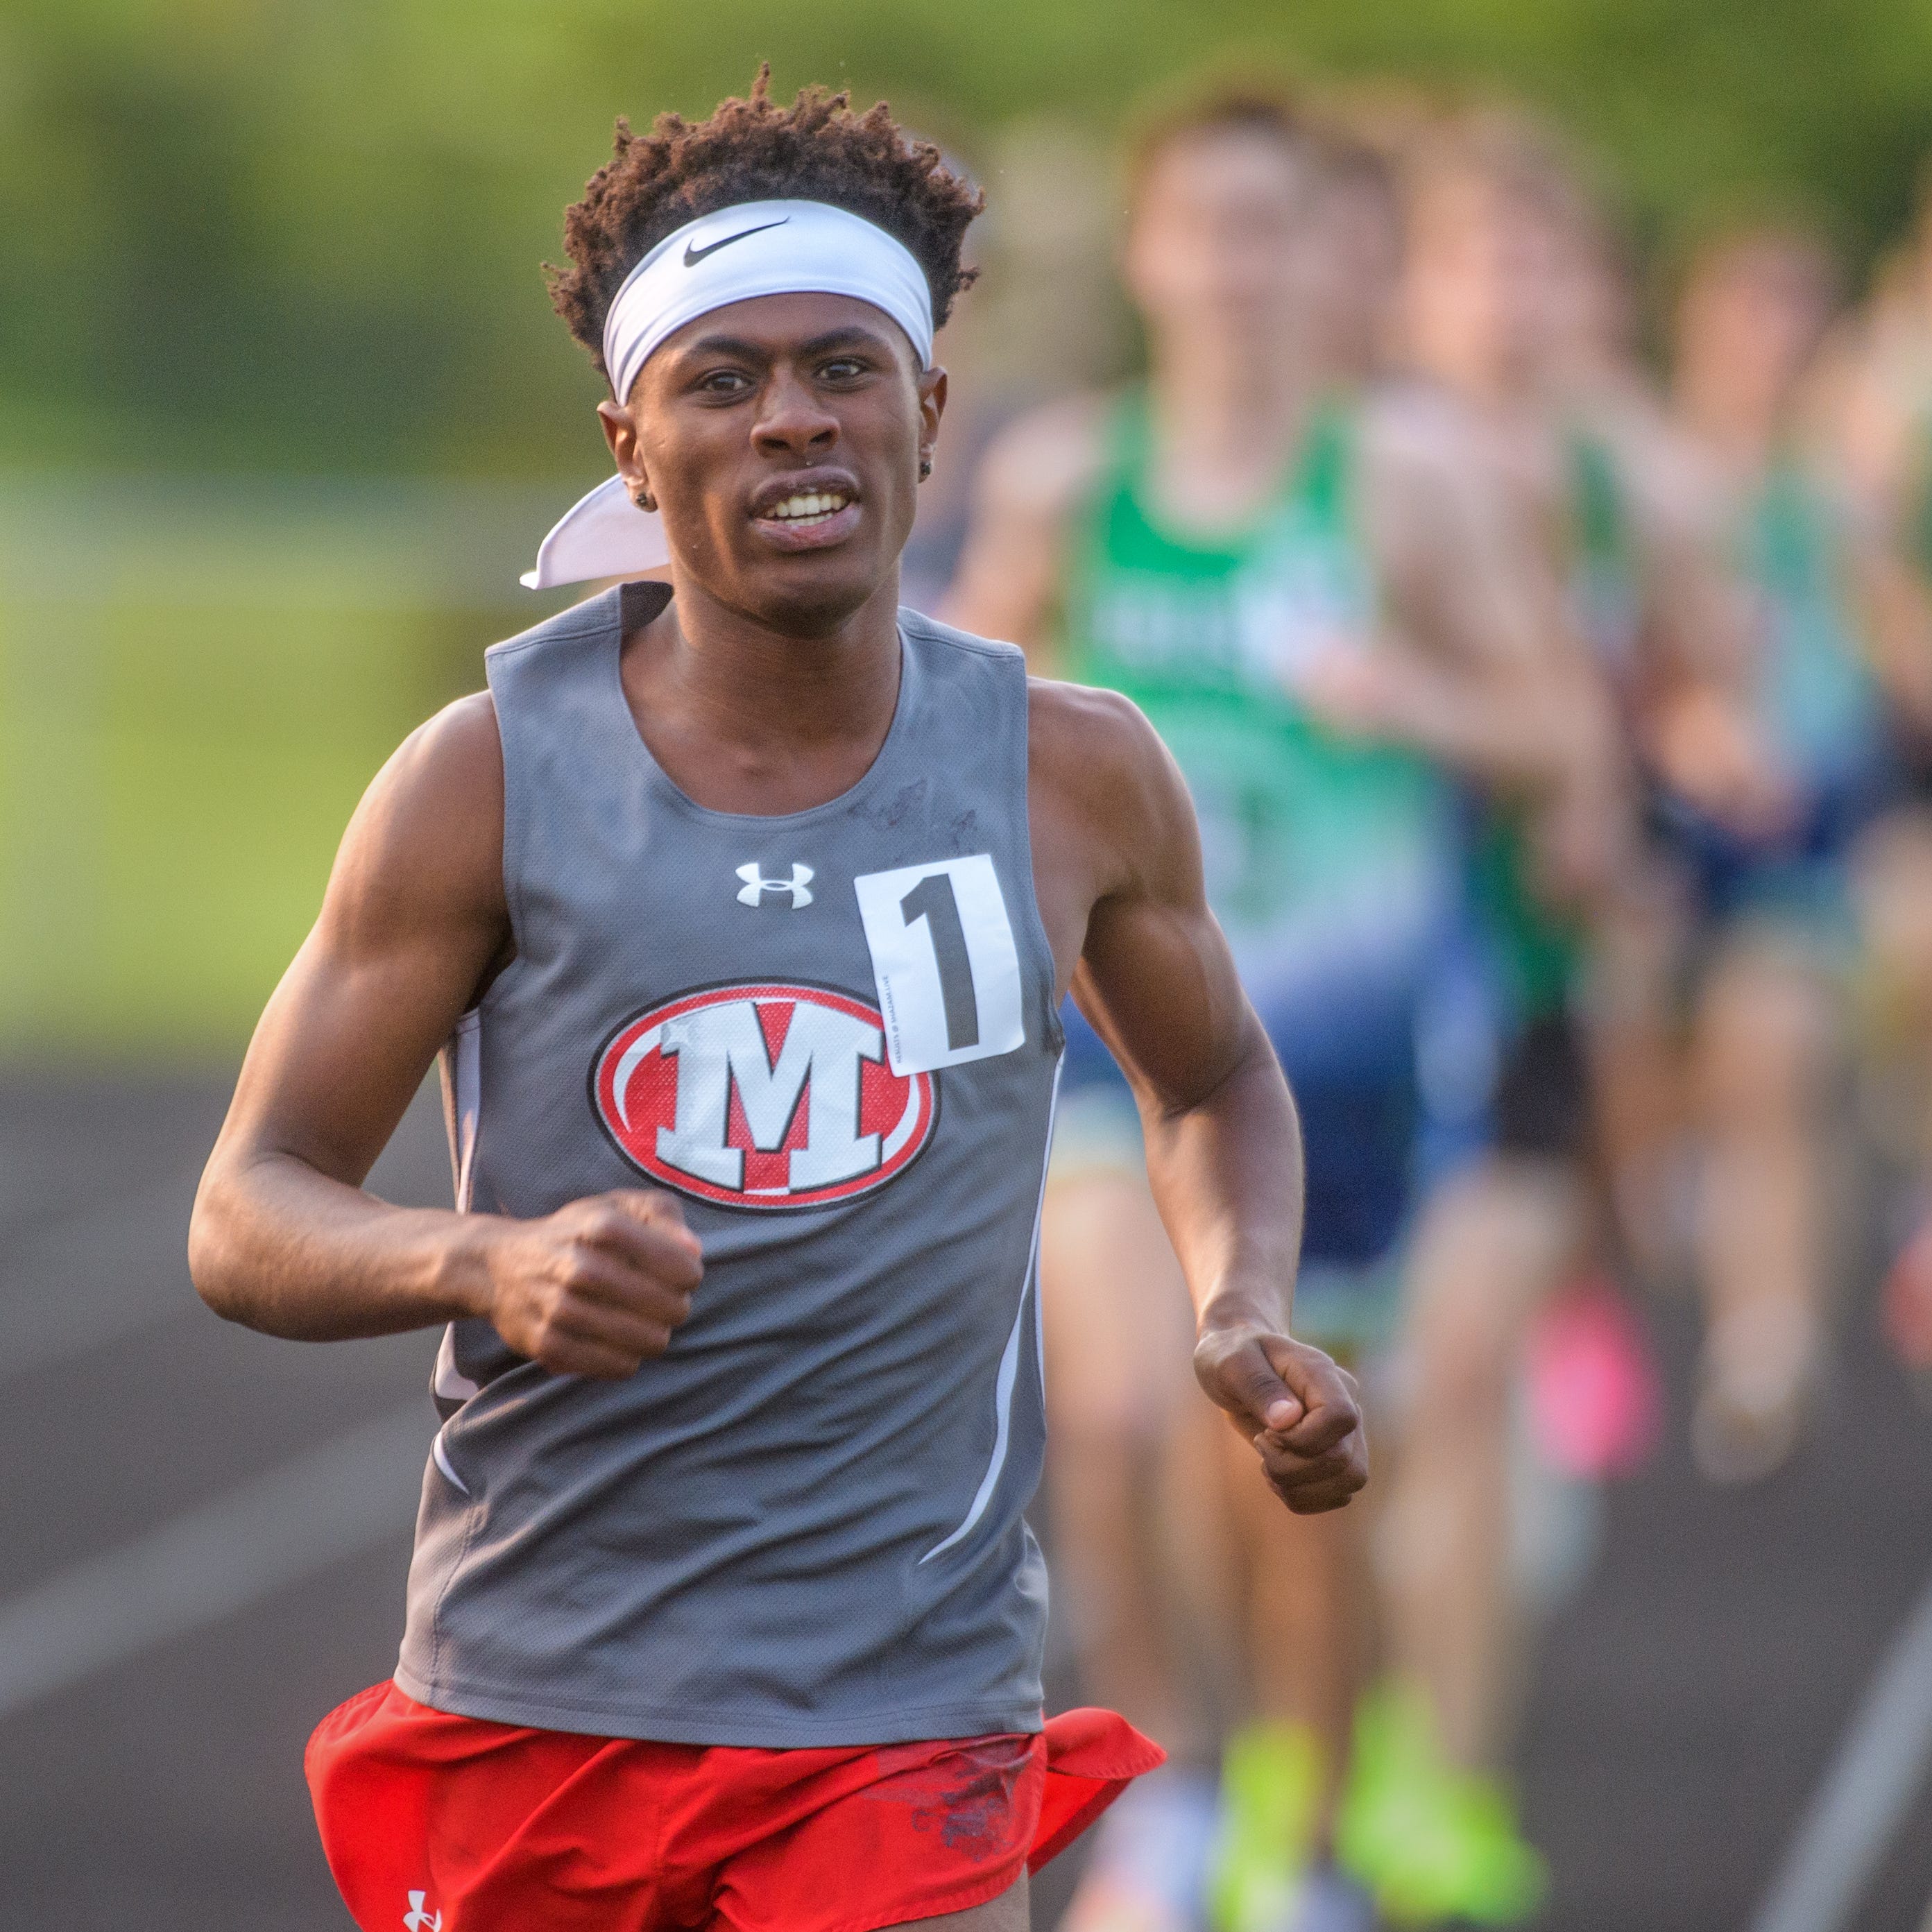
{"left": 394, "top": 581, "right": 1065, "bottom": 1746}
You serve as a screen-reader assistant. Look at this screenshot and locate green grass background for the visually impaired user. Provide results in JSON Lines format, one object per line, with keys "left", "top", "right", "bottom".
{"left": 0, "top": 483, "right": 556, "bottom": 1051}
{"left": 10, "top": 0, "right": 1932, "bottom": 1048}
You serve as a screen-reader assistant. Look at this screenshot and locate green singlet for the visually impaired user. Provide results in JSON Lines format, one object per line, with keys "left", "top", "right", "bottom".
{"left": 1059, "top": 393, "right": 1457, "bottom": 1030}
{"left": 1056, "top": 391, "right": 1474, "bottom": 1287}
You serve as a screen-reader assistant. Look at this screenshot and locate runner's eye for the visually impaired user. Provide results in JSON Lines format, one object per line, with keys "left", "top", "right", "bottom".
{"left": 819, "top": 358, "right": 869, "bottom": 383}
{"left": 695, "top": 368, "right": 752, "bottom": 395}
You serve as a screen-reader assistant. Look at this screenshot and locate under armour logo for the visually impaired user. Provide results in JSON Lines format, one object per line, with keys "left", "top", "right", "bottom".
{"left": 403, "top": 1892, "right": 442, "bottom": 1932}
{"left": 736, "top": 862, "right": 814, "bottom": 908}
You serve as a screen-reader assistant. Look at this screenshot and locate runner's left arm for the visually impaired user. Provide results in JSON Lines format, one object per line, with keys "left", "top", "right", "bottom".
{"left": 1030, "top": 680, "right": 1368, "bottom": 1514}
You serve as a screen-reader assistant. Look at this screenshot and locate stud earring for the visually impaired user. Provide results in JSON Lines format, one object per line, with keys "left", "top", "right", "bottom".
{"left": 918, "top": 454, "right": 933, "bottom": 481}
{"left": 633, "top": 487, "right": 658, "bottom": 513}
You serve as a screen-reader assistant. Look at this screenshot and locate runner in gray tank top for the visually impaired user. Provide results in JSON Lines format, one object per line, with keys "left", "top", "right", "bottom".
{"left": 408, "top": 583, "right": 1064, "bottom": 1743}
{"left": 189, "top": 73, "right": 1367, "bottom": 1932}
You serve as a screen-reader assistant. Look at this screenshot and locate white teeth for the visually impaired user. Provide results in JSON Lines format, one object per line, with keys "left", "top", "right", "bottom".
{"left": 764, "top": 491, "right": 850, "bottom": 522}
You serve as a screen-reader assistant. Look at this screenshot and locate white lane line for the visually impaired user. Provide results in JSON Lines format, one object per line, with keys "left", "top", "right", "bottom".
{"left": 0, "top": 1403, "right": 427, "bottom": 1721}
{"left": 1750, "top": 1560, "right": 1932, "bottom": 1932}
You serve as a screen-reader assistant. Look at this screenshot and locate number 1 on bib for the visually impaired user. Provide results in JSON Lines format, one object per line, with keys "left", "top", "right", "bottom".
{"left": 854, "top": 854, "right": 1025, "bottom": 1075}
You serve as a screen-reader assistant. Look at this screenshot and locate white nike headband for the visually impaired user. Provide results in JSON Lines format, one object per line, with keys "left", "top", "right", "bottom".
{"left": 522, "top": 198, "right": 936, "bottom": 590}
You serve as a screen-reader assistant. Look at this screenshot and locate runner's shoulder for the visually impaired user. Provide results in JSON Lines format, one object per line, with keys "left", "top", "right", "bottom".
{"left": 1567, "top": 383, "right": 1713, "bottom": 545}
{"left": 971, "top": 390, "right": 1115, "bottom": 524}
{"left": 1352, "top": 378, "right": 1521, "bottom": 576}
{"left": 1027, "top": 676, "right": 1186, "bottom": 848}
{"left": 325, "top": 692, "right": 506, "bottom": 930}
{"left": 378, "top": 691, "right": 504, "bottom": 823}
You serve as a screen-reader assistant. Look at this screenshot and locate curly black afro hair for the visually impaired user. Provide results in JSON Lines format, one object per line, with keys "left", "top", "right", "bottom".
{"left": 549, "top": 67, "right": 984, "bottom": 391}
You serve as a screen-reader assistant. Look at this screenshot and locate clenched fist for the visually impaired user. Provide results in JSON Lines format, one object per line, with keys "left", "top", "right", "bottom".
{"left": 1193, "top": 1323, "right": 1369, "bottom": 1514}
{"left": 479, "top": 1189, "right": 703, "bottom": 1379}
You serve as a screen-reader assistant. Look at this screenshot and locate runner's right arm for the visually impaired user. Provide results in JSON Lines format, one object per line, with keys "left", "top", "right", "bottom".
{"left": 188, "top": 695, "right": 702, "bottom": 1376}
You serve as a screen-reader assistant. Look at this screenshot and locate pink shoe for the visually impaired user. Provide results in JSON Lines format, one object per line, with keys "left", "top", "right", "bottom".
{"left": 1528, "top": 1275, "right": 1663, "bottom": 1479}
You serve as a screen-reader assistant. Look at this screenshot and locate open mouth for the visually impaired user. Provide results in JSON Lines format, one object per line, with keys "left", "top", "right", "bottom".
{"left": 760, "top": 489, "right": 850, "bottom": 529}
{"left": 749, "top": 475, "right": 864, "bottom": 552}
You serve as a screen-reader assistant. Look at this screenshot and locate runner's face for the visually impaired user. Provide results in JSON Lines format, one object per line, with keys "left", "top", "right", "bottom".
{"left": 1677, "top": 246, "right": 1833, "bottom": 423}
{"left": 1125, "top": 130, "right": 1315, "bottom": 359}
{"left": 1405, "top": 176, "right": 1566, "bottom": 395}
{"left": 607, "top": 291, "right": 943, "bottom": 632}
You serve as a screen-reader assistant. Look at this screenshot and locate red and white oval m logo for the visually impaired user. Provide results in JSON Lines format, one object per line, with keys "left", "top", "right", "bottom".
{"left": 591, "top": 982, "right": 937, "bottom": 1211}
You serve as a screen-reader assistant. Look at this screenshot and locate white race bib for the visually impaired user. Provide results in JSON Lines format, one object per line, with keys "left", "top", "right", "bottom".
{"left": 853, "top": 855, "right": 1025, "bottom": 1075}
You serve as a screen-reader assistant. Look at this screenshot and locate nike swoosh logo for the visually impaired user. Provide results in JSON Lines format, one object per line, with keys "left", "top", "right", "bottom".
{"left": 684, "top": 217, "right": 789, "bottom": 267}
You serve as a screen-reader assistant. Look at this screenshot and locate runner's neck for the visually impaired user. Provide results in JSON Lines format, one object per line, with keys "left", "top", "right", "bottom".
{"left": 619, "top": 571, "right": 906, "bottom": 816}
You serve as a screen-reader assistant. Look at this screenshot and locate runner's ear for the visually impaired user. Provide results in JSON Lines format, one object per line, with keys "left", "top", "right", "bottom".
{"left": 918, "top": 365, "right": 949, "bottom": 450}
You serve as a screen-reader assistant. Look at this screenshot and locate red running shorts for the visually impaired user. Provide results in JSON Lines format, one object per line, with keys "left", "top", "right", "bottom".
{"left": 307, "top": 1681, "right": 1163, "bottom": 1931}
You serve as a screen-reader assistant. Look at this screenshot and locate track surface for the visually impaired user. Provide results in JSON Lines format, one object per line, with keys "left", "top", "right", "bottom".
{"left": 0, "top": 1069, "right": 1927, "bottom": 1929}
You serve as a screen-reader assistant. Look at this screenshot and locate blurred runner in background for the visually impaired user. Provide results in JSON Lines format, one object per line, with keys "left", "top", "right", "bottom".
{"left": 947, "top": 87, "right": 1576, "bottom": 1932}
{"left": 1664, "top": 225, "right": 1932, "bottom": 1479}
{"left": 1363, "top": 115, "right": 1672, "bottom": 1927}
{"left": 1376, "top": 113, "right": 1777, "bottom": 1833}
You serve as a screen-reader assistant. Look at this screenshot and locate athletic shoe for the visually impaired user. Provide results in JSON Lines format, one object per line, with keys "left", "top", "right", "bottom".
{"left": 1062, "top": 1765, "right": 1221, "bottom": 1932}
{"left": 1691, "top": 1367, "right": 1807, "bottom": 1483}
{"left": 1528, "top": 1274, "right": 1662, "bottom": 1479}
{"left": 1208, "top": 1722, "right": 1324, "bottom": 1932}
{"left": 1335, "top": 1682, "right": 1546, "bottom": 1929}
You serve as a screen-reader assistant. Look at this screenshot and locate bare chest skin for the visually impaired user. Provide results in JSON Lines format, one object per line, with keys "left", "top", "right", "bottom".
{"left": 617, "top": 594, "right": 905, "bottom": 817}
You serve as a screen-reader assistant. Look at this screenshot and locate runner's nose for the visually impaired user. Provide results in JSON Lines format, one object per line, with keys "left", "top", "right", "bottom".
{"left": 753, "top": 365, "right": 840, "bottom": 459}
